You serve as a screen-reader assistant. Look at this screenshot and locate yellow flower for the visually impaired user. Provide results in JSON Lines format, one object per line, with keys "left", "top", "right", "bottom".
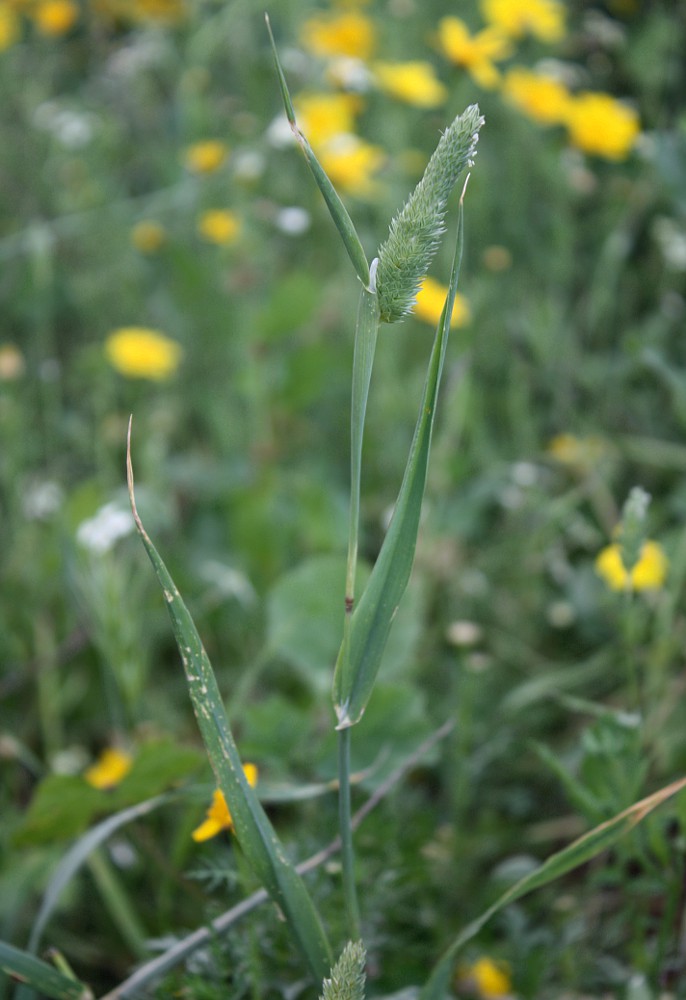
{"left": 293, "top": 92, "right": 363, "bottom": 150}
{"left": 437, "top": 16, "right": 512, "bottom": 89}
{"left": 300, "top": 9, "right": 376, "bottom": 61}
{"left": 459, "top": 957, "right": 512, "bottom": 998}
{"left": 0, "top": 343, "right": 25, "bottom": 379}
{"left": 501, "top": 67, "right": 572, "bottom": 126}
{"left": 318, "top": 135, "right": 385, "bottom": 197}
{"left": 105, "top": 327, "right": 182, "bottom": 381}
{"left": 481, "top": 0, "right": 566, "bottom": 43}
{"left": 595, "top": 540, "right": 668, "bottom": 592}
{"left": 565, "top": 92, "right": 640, "bottom": 160}
{"left": 413, "top": 276, "right": 471, "bottom": 328}
{"left": 192, "top": 764, "right": 259, "bottom": 842}
{"left": 91, "top": 0, "right": 185, "bottom": 23}
{"left": 197, "top": 209, "right": 241, "bottom": 246}
{"left": 32, "top": 0, "right": 78, "bottom": 35}
{"left": 131, "top": 220, "right": 166, "bottom": 254}
{"left": 0, "top": 3, "right": 20, "bottom": 49}
{"left": 372, "top": 61, "right": 447, "bottom": 109}
{"left": 547, "top": 433, "right": 607, "bottom": 470}
{"left": 183, "top": 140, "right": 228, "bottom": 174}
{"left": 84, "top": 748, "right": 133, "bottom": 790}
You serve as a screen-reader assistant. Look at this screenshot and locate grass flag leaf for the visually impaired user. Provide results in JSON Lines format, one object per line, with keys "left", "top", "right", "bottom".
{"left": 126, "top": 421, "right": 333, "bottom": 985}
{"left": 420, "top": 774, "right": 686, "bottom": 1000}
{"left": 265, "top": 13, "right": 371, "bottom": 290}
{"left": 0, "top": 942, "right": 93, "bottom": 1000}
{"left": 333, "top": 184, "right": 468, "bottom": 729}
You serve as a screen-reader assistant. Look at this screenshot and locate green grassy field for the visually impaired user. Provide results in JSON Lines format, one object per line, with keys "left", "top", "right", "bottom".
{"left": 2, "top": 1, "right": 686, "bottom": 997}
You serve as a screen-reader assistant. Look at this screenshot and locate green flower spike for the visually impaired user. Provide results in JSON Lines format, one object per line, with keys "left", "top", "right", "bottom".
{"left": 375, "top": 103, "right": 484, "bottom": 323}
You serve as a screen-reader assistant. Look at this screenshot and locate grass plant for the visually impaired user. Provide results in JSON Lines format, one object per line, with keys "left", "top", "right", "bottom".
{"left": 2, "top": 2, "right": 686, "bottom": 998}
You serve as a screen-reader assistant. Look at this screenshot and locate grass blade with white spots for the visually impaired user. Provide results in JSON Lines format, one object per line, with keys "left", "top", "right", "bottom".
{"left": 126, "top": 422, "right": 332, "bottom": 985}
{"left": 420, "top": 775, "right": 686, "bottom": 1000}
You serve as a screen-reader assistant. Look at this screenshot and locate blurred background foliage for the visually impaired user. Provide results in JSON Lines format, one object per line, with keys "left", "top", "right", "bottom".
{"left": 2, "top": 0, "right": 686, "bottom": 996}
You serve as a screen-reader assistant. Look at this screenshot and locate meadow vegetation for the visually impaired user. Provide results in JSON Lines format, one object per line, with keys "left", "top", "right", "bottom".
{"left": 2, "top": 1, "right": 686, "bottom": 998}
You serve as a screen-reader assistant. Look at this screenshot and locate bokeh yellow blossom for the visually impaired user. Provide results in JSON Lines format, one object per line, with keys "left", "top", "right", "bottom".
{"left": 413, "top": 277, "right": 471, "bottom": 328}
{"left": 197, "top": 209, "right": 241, "bottom": 246}
{"left": 372, "top": 60, "right": 447, "bottom": 108}
{"left": 437, "top": 17, "right": 512, "bottom": 89}
{"left": 548, "top": 433, "right": 607, "bottom": 470}
{"left": 192, "top": 764, "right": 259, "bottom": 842}
{"left": 318, "top": 135, "right": 385, "bottom": 197}
{"left": 481, "top": 0, "right": 566, "bottom": 43}
{"left": 131, "top": 220, "right": 166, "bottom": 254}
{"left": 105, "top": 327, "right": 182, "bottom": 381}
{"left": 0, "top": 3, "right": 20, "bottom": 49}
{"left": 294, "top": 92, "right": 363, "bottom": 149}
{"left": 32, "top": 0, "right": 78, "bottom": 35}
{"left": 459, "top": 956, "right": 512, "bottom": 998}
{"left": 93, "top": 0, "right": 185, "bottom": 23}
{"left": 596, "top": 540, "right": 668, "bottom": 592}
{"left": 502, "top": 67, "right": 572, "bottom": 126}
{"left": 0, "top": 343, "right": 25, "bottom": 379}
{"left": 300, "top": 9, "right": 375, "bottom": 61}
{"left": 183, "top": 140, "right": 228, "bottom": 174}
{"left": 565, "top": 92, "right": 640, "bottom": 160}
{"left": 85, "top": 748, "right": 133, "bottom": 790}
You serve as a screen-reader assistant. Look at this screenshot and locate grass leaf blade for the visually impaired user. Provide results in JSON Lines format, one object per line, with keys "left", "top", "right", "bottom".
{"left": 0, "top": 942, "right": 92, "bottom": 1000}
{"left": 333, "top": 192, "right": 466, "bottom": 728}
{"left": 126, "top": 423, "right": 332, "bottom": 984}
{"left": 420, "top": 775, "right": 686, "bottom": 1000}
{"left": 265, "top": 14, "right": 370, "bottom": 290}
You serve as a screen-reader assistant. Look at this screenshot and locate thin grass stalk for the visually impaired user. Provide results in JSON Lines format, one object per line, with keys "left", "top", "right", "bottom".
{"left": 337, "top": 727, "right": 361, "bottom": 940}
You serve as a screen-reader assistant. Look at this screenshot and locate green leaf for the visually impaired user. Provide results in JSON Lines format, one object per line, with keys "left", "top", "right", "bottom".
{"left": 0, "top": 942, "right": 92, "bottom": 1000}
{"left": 265, "top": 14, "right": 370, "bottom": 290}
{"left": 333, "top": 195, "right": 466, "bottom": 728}
{"left": 127, "top": 426, "right": 333, "bottom": 985}
{"left": 420, "top": 775, "right": 686, "bottom": 1000}
{"left": 266, "top": 555, "right": 369, "bottom": 692}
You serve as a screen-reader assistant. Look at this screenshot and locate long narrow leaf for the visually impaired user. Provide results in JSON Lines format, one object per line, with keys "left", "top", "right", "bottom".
{"left": 333, "top": 190, "right": 466, "bottom": 729}
{"left": 420, "top": 775, "right": 686, "bottom": 1000}
{"left": 0, "top": 942, "right": 92, "bottom": 1000}
{"left": 28, "top": 794, "right": 174, "bottom": 955}
{"left": 265, "top": 14, "right": 370, "bottom": 290}
{"left": 126, "top": 428, "right": 332, "bottom": 984}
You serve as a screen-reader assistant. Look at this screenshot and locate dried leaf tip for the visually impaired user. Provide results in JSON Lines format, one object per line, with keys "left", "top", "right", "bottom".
{"left": 375, "top": 104, "right": 484, "bottom": 324}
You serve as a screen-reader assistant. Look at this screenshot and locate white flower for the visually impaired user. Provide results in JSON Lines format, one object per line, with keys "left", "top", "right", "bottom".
{"left": 76, "top": 501, "right": 135, "bottom": 554}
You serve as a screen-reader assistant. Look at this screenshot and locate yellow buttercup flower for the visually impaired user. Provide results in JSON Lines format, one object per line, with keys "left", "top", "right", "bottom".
{"left": 300, "top": 9, "right": 376, "bottom": 61}
{"left": 596, "top": 540, "right": 668, "bottom": 592}
{"left": 105, "top": 327, "right": 182, "bottom": 381}
{"left": 0, "top": 3, "right": 20, "bottom": 49}
{"left": 459, "top": 957, "right": 512, "bottom": 998}
{"left": 481, "top": 0, "right": 566, "bottom": 43}
{"left": 436, "top": 16, "right": 512, "bottom": 89}
{"left": 413, "top": 277, "right": 471, "bottom": 328}
{"left": 565, "top": 92, "right": 640, "bottom": 160}
{"left": 501, "top": 67, "right": 572, "bottom": 126}
{"left": 0, "top": 343, "right": 25, "bottom": 379}
{"left": 372, "top": 61, "right": 447, "bottom": 109}
{"left": 131, "top": 220, "right": 166, "bottom": 254}
{"left": 197, "top": 209, "right": 241, "bottom": 246}
{"left": 318, "top": 135, "right": 385, "bottom": 197}
{"left": 183, "top": 140, "right": 228, "bottom": 174}
{"left": 85, "top": 748, "right": 133, "bottom": 790}
{"left": 547, "top": 433, "right": 607, "bottom": 470}
{"left": 33, "top": 0, "right": 78, "bottom": 35}
{"left": 192, "top": 764, "right": 259, "bottom": 842}
{"left": 294, "top": 92, "right": 363, "bottom": 150}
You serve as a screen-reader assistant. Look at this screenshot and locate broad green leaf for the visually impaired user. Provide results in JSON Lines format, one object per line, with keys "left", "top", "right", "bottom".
{"left": 420, "top": 775, "right": 686, "bottom": 1000}
{"left": 127, "top": 429, "right": 332, "bottom": 984}
{"left": 333, "top": 197, "right": 465, "bottom": 729}
{"left": 265, "top": 14, "right": 370, "bottom": 290}
{"left": 0, "top": 942, "right": 92, "bottom": 1000}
